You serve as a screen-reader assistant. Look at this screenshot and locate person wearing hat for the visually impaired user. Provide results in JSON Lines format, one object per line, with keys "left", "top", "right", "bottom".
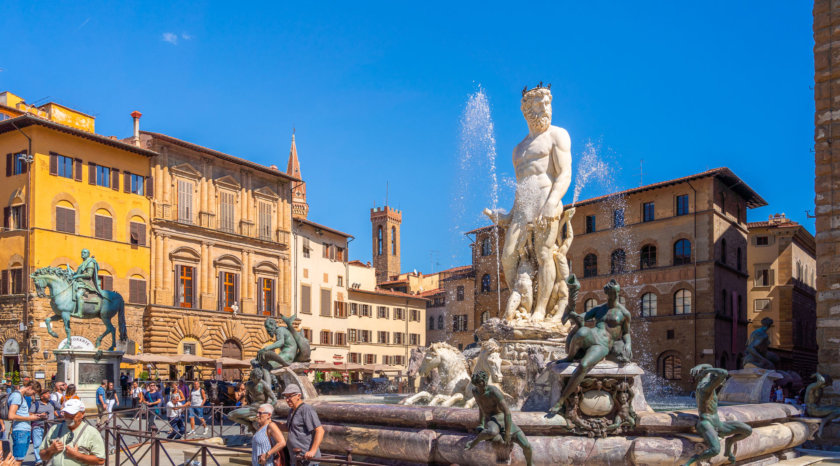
{"left": 38, "top": 399, "right": 106, "bottom": 465}
{"left": 282, "top": 384, "right": 323, "bottom": 464}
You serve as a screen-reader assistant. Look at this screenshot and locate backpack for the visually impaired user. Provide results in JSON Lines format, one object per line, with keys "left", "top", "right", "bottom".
{"left": 0, "top": 391, "right": 9, "bottom": 420}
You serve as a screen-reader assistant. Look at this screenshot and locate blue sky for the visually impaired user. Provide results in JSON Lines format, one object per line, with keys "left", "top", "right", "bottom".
{"left": 1, "top": 2, "right": 815, "bottom": 273}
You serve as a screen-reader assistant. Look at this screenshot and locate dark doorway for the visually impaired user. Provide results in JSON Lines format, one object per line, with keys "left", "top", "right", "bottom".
{"left": 221, "top": 339, "right": 243, "bottom": 381}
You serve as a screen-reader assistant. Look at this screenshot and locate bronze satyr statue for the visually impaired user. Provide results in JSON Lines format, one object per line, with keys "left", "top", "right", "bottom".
{"left": 683, "top": 364, "right": 752, "bottom": 465}
{"left": 549, "top": 275, "right": 631, "bottom": 415}
{"left": 465, "top": 370, "right": 532, "bottom": 466}
{"left": 256, "top": 313, "right": 311, "bottom": 369}
{"left": 742, "top": 317, "right": 779, "bottom": 370}
{"left": 227, "top": 363, "right": 278, "bottom": 432}
{"left": 805, "top": 373, "right": 840, "bottom": 438}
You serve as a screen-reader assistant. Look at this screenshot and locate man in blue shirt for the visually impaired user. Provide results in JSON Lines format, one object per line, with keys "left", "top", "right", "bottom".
{"left": 95, "top": 379, "right": 108, "bottom": 425}
{"left": 144, "top": 383, "right": 163, "bottom": 432}
{"left": 8, "top": 380, "right": 46, "bottom": 465}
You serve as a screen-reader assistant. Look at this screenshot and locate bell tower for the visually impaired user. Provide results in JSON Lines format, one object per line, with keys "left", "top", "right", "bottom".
{"left": 370, "top": 206, "right": 401, "bottom": 283}
{"left": 286, "top": 132, "right": 308, "bottom": 219}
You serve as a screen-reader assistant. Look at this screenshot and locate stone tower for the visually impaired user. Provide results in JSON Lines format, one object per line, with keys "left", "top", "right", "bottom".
{"left": 287, "top": 133, "right": 309, "bottom": 219}
{"left": 814, "top": 0, "right": 840, "bottom": 395}
{"left": 370, "top": 206, "right": 401, "bottom": 283}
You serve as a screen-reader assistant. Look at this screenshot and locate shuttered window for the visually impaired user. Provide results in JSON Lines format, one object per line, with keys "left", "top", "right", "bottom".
{"left": 111, "top": 168, "right": 120, "bottom": 191}
{"left": 177, "top": 180, "right": 193, "bottom": 224}
{"left": 0, "top": 270, "right": 7, "bottom": 294}
{"left": 129, "top": 278, "right": 147, "bottom": 304}
{"left": 94, "top": 215, "right": 113, "bottom": 240}
{"left": 259, "top": 278, "right": 274, "bottom": 315}
{"left": 98, "top": 275, "right": 113, "bottom": 291}
{"left": 176, "top": 265, "right": 194, "bottom": 308}
{"left": 219, "top": 191, "right": 235, "bottom": 232}
{"left": 301, "top": 285, "right": 311, "bottom": 314}
{"left": 129, "top": 222, "right": 146, "bottom": 247}
{"left": 56, "top": 207, "right": 75, "bottom": 234}
{"left": 320, "top": 289, "right": 331, "bottom": 316}
{"left": 219, "top": 272, "right": 239, "bottom": 311}
{"left": 258, "top": 202, "right": 272, "bottom": 240}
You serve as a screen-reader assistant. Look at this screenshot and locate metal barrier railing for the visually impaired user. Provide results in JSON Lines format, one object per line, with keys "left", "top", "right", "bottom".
{"left": 39, "top": 404, "right": 385, "bottom": 465}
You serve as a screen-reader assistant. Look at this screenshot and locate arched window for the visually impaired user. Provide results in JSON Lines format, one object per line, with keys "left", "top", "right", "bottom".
{"left": 481, "top": 237, "right": 492, "bottom": 256}
{"left": 55, "top": 203, "right": 76, "bottom": 234}
{"left": 674, "top": 289, "right": 692, "bottom": 314}
{"left": 481, "top": 274, "right": 492, "bottom": 292}
{"left": 377, "top": 226, "right": 383, "bottom": 256}
{"left": 480, "top": 311, "right": 489, "bottom": 325}
{"left": 641, "top": 293, "right": 657, "bottom": 316}
{"left": 610, "top": 249, "right": 626, "bottom": 274}
{"left": 584, "top": 298, "right": 597, "bottom": 312}
{"left": 437, "top": 315, "right": 444, "bottom": 330}
{"left": 428, "top": 317, "right": 435, "bottom": 330}
{"left": 662, "top": 354, "right": 682, "bottom": 380}
{"left": 640, "top": 245, "right": 657, "bottom": 270}
{"left": 674, "top": 239, "right": 691, "bottom": 265}
{"left": 736, "top": 247, "right": 742, "bottom": 271}
{"left": 583, "top": 254, "right": 598, "bottom": 278}
{"left": 720, "top": 239, "right": 727, "bottom": 265}
{"left": 391, "top": 226, "right": 396, "bottom": 255}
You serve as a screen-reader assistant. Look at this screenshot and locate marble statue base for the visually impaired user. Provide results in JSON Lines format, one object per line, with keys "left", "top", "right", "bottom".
{"left": 719, "top": 367, "right": 784, "bottom": 404}
{"left": 544, "top": 360, "right": 651, "bottom": 412}
{"left": 54, "top": 348, "right": 124, "bottom": 409}
{"left": 272, "top": 363, "right": 318, "bottom": 400}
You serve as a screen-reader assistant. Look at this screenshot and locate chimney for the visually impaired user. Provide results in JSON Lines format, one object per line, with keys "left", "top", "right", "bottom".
{"left": 130, "top": 111, "right": 142, "bottom": 146}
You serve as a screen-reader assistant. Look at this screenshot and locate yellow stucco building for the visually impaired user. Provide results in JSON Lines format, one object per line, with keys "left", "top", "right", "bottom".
{"left": 0, "top": 92, "right": 153, "bottom": 376}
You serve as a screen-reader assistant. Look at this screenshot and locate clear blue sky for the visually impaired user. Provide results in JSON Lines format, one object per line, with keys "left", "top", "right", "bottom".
{"left": 1, "top": 2, "right": 815, "bottom": 273}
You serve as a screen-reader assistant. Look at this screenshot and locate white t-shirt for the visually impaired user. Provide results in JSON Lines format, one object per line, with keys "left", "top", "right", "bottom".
{"left": 50, "top": 391, "right": 63, "bottom": 406}
{"left": 166, "top": 401, "right": 184, "bottom": 419}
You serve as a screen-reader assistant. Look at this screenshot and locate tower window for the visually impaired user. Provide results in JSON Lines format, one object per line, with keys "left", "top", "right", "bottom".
{"left": 391, "top": 226, "right": 396, "bottom": 255}
{"left": 377, "top": 226, "right": 383, "bottom": 256}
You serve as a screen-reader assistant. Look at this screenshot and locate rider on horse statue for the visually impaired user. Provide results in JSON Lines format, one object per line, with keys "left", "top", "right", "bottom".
{"left": 68, "top": 248, "right": 103, "bottom": 317}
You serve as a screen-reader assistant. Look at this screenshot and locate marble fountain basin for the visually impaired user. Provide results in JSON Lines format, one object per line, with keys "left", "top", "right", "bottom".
{"left": 274, "top": 401, "right": 818, "bottom": 465}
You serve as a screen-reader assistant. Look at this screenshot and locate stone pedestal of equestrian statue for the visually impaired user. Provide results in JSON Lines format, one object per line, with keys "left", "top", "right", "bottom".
{"left": 53, "top": 336, "right": 125, "bottom": 409}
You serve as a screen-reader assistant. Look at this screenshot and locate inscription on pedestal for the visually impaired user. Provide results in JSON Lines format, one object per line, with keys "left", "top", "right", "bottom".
{"left": 78, "top": 363, "right": 113, "bottom": 385}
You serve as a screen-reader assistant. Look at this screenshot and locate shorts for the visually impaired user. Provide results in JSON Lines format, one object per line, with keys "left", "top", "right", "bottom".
{"left": 11, "top": 430, "right": 31, "bottom": 460}
{"left": 189, "top": 407, "right": 204, "bottom": 420}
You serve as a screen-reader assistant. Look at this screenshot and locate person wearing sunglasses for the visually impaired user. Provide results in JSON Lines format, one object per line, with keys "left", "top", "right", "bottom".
{"left": 252, "top": 404, "right": 285, "bottom": 465}
{"left": 282, "top": 385, "right": 322, "bottom": 464}
{"left": 38, "top": 398, "right": 105, "bottom": 465}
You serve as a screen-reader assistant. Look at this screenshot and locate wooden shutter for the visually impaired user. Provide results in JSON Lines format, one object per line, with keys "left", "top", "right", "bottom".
{"left": 101, "top": 276, "right": 113, "bottom": 291}
{"left": 88, "top": 162, "right": 96, "bottom": 185}
{"left": 49, "top": 153, "right": 58, "bottom": 175}
{"left": 0, "top": 270, "right": 7, "bottom": 295}
{"left": 104, "top": 216, "right": 112, "bottom": 239}
{"left": 5, "top": 154, "right": 11, "bottom": 177}
{"left": 20, "top": 206, "right": 26, "bottom": 229}
{"left": 217, "top": 273, "right": 224, "bottom": 311}
{"left": 112, "top": 168, "right": 120, "bottom": 191}
{"left": 124, "top": 171, "right": 131, "bottom": 193}
{"left": 174, "top": 265, "right": 182, "bottom": 306}
{"left": 146, "top": 177, "right": 153, "bottom": 198}
{"left": 130, "top": 222, "right": 146, "bottom": 247}
{"left": 256, "top": 279, "right": 263, "bottom": 313}
{"left": 234, "top": 274, "right": 240, "bottom": 308}
{"left": 301, "top": 285, "right": 311, "bottom": 314}
{"left": 74, "top": 159, "right": 82, "bottom": 181}
{"left": 2, "top": 207, "right": 8, "bottom": 229}
{"left": 189, "top": 268, "right": 198, "bottom": 308}
{"left": 20, "top": 155, "right": 26, "bottom": 174}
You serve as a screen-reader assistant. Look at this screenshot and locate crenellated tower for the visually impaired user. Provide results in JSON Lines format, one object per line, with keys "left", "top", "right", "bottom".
{"left": 370, "top": 206, "right": 401, "bottom": 283}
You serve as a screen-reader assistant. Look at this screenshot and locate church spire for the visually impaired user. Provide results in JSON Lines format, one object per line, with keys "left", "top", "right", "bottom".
{"left": 287, "top": 130, "right": 308, "bottom": 219}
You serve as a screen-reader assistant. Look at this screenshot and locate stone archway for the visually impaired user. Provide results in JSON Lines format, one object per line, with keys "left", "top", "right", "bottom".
{"left": 221, "top": 339, "right": 243, "bottom": 381}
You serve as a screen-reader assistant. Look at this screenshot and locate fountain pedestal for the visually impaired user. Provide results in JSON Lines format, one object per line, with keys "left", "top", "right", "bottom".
{"left": 271, "top": 362, "right": 319, "bottom": 400}
{"left": 476, "top": 318, "right": 568, "bottom": 410}
{"left": 54, "top": 342, "right": 123, "bottom": 409}
{"left": 719, "top": 367, "right": 784, "bottom": 404}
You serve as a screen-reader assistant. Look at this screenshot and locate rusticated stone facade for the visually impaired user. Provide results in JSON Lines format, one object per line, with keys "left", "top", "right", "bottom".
{"left": 814, "top": 0, "right": 840, "bottom": 396}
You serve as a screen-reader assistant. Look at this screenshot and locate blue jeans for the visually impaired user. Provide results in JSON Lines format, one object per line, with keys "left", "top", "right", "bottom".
{"left": 11, "top": 430, "right": 30, "bottom": 461}
{"left": 167, "top": 418, "right": 185, "bottom": 439}
{"left": 32, "top": 427, "right": 44, "bottom": 463}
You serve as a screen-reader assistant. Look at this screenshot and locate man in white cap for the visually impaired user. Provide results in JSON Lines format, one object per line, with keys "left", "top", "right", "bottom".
{"left": 282, "top": 384, "right": 323, "bottom": 464}
{"left": 38, "top": 398, "right": 105, "bottom": 465}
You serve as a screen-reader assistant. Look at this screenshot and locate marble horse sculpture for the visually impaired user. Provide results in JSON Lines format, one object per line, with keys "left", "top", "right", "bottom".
{"left": 400, "top": 342, "right": 473, "bottom": 407}
{"left": 31, "top": 261, "right": 127, "bottom": 351}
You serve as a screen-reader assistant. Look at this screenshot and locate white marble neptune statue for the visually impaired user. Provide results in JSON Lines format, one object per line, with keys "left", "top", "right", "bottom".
{"left": 484, "top": 84, "right": 573, "bottom": 323}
